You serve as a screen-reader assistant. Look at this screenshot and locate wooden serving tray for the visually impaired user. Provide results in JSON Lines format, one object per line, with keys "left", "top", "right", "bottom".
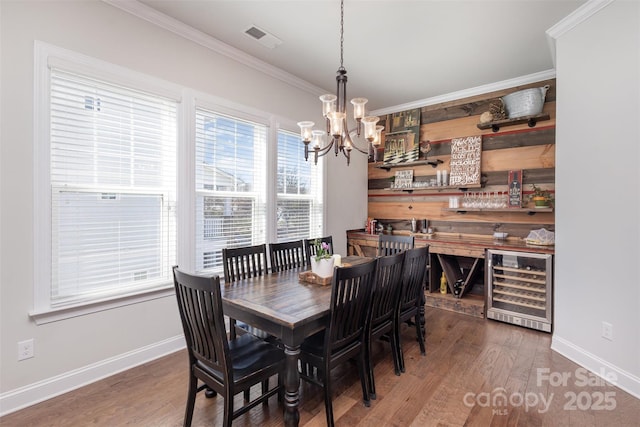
{"left": 299, "top": 271, "right": 332, "bottom": 286}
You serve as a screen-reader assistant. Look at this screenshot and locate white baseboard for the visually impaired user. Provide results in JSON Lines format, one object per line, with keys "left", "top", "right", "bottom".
{"left": 0, "top": 335, "right": 185, "bottom": 416}
{"left": 551, "top": 335, "right": 640, "bottom": 400}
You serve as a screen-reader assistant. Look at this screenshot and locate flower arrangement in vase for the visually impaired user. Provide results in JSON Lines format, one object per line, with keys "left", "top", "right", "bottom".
{"left": 529, "top": 184, "right": 554, "bottom": 208}
{"left": 310, "top": 239, "right": 334, "bottom": 278}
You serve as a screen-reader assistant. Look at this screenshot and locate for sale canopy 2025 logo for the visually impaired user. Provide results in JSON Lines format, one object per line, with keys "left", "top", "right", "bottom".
{"left": 463, "top": 367, "right": 617, "bottom": 416}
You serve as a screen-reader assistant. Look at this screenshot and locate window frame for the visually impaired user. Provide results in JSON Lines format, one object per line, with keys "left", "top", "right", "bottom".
{"left": 275, "top": 128, "right": 325, "bottom": 242}
{"left": 32, "top": 42, "right": 183, "bottom": 324}
{"left": 192, "top": 99, "right": 270, "bottom": 274}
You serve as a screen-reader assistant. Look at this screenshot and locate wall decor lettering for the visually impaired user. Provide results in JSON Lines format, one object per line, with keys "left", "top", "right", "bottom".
{"left": 394, "top": 169, "right": 414, "bottom": 188}
{"left": 449, "top": 135, "right": 482, "bottom": 187}
{"left": 508, "top": 170, "right": 523, "bottom": 207}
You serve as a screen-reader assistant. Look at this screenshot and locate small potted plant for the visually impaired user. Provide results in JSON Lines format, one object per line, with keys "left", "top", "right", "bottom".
{"left": 310, "top": 239, "right": 334, "bottom": 278}
{"left": 529, "top": 184, "right": 554, "bottom": 208}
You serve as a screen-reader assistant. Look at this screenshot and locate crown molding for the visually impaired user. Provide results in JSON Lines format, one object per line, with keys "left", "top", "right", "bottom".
{"left": 101, "top": 0, "right": 326, "bottom": 97}
{"left": 371, "top": 69, "right": 556, "bottom": 117}
{"left": 546, "top": 0, "right": 615, "bottom": 66}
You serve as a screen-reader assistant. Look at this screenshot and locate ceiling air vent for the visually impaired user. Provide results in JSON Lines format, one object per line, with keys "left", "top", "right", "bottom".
{"left": 244, "top": 25, "right": 282, "bottom": 49}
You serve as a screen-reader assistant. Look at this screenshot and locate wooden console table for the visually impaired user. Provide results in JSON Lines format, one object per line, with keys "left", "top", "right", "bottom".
{"left": 346, "top": 230, "right": 554, "bottom": 318}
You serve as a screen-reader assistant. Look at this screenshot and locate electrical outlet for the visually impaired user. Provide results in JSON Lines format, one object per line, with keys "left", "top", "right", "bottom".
{"left": 18, "top": 339, "right": 34, "bottom": 361}
{"left": 602, "top": 322, "right": 613, "bottom": 341}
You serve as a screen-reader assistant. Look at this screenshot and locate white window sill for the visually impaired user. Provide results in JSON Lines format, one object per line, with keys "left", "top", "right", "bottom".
{"left": 30, "top": 286, "right": 175, "bottom": 325}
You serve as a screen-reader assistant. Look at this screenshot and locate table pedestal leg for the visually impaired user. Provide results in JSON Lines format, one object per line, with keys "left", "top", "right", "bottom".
{"left": 283, "top": 344, "right": 301, "bottom": 427}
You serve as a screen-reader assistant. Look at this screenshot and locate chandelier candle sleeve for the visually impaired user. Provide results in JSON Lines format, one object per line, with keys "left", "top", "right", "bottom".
{"left": 298, "top": 121, "right": 314, "bottom": 142}
{"left": 311, "top": 130, "right": 325, "bottom": 149}
{"left": 361, "top": 116, "right": 380, "bottom": 142}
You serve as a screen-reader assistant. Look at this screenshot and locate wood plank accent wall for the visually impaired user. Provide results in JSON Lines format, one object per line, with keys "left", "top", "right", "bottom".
{"left": 368, "top": 79, "right": 555, "bottom": 239}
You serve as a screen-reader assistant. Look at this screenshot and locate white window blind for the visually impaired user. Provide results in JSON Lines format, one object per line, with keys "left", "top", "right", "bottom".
{"left": 195, "top": 108, "right": 267, "bottom": 273}
{"left": 49, "top": 69, "right": 177, "bottom": 307}
{"left": 276, "top": 130, "right": 323, "bottom": 241}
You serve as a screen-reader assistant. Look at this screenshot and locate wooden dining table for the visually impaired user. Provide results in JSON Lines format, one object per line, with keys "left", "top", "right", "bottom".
{"left": 220, "top": 256, "right": 367, "bottom": 427}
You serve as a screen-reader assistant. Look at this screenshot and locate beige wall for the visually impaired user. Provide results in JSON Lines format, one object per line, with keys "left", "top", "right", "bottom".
{"left": 553, "top": 0, "right": 640, "bottom": 397}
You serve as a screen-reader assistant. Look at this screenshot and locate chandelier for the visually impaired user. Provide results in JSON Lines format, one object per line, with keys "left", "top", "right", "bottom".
{"left": 298, "top": 0, "right": 383, "bottom": 165}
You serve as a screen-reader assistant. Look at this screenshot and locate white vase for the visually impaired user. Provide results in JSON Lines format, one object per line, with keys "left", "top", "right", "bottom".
{"left": 310, "top": 257, "right": 335, "bottom": 278}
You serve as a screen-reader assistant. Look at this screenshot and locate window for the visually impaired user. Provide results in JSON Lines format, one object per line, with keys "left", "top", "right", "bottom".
{"left": 194, "top": 108, "right": 267, "bottom": 272}
{"left": 44, "top": 66, "right": 177, "bottom": 310}
{"left": 276, "top": 130, "right": 323, "bottom": 241}
{"left": 33, "top": 43, "right": 325, "bottom": 321}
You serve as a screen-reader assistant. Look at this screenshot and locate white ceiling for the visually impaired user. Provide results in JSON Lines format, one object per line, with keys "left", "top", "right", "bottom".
{"left": 133, "top": 0, "right": 585, "bottom": 111}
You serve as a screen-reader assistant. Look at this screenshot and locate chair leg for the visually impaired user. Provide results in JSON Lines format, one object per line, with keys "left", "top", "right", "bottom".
{"left": 395, "top": 317, "right": 406, "bottom": 374}
{"left": 415, "top": 314, "right": 426, "bottom": 356}
{"left": 390, "top": 327, "right": 402, "bottom": 376}
{"left": 223, "top": 390, "right": 234, "bottom": 427}
{"left": 229, "top": 318, "right": 237, "bottom": 340}
{"left": 262, "top": 379, "right": 269, "bottom": 406}
{"left": 365, "top": 338, "right": 376, "bottom": 400}
{"left": 244, "top": 387, "right": 250, "bottom": 402}
{"left": 324, "top": 378, "right": 334, "bottom": 427}
{"left": 278, "top": 373, "right": 284, "bottom": 403}
{"left": 183, "top": 374, "right": 198, "bottom": 427}
{"left": 358, "top": 354, "right": 371, "bottom": 407}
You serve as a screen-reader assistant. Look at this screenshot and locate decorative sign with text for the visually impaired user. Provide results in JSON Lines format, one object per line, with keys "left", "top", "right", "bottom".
{"left": 449, "top": 135, "right": 482, "bottom": 187}
{"left": 508, "top": 170, "right": 523, "bottom": 208}
{"left": 394, "top": 169, "right": 414, "bottom": 189}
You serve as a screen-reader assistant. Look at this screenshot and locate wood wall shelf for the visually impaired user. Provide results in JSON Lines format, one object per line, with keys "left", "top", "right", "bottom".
{"left": 477, "top": 113, "right": 550, "bottom": 132}
{"left": 385, "top": 185, "right": 463, "bottom": 193}
{"left": 444, "top": 207, "right": 553, "bottom": 215}
{"left": 374, "top": 159, "right": 443, "bottom": 171}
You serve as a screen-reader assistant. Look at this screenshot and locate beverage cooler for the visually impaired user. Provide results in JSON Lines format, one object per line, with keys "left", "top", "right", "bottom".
{"left": 486, "top": 249, "right": 553, "bottom": 332}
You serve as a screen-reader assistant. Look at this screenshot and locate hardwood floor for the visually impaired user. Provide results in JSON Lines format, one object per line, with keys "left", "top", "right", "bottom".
{"left": 2, "top": 308, "right": 639, "bottom": 426}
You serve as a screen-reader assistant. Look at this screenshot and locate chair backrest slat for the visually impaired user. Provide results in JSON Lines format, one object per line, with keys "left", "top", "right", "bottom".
{"left": 269, "top": 240, "right": 305, "bottom": 272}
{"left": 377, "top": 234, "right": 415, "bottom": 257}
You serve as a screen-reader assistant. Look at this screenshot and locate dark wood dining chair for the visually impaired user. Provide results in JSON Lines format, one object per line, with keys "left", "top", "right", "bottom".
{"left": 365, "top": 251, "right": 405, "bottom": 399}
{"left": 222, "top": 244, "right": 269, "bottom": 340}
{"left": 395, "top": 245, "right": 429, "bottom": 373}
{"left": 303, "top": 236, "right": 333, "bottom": 266}
{"left": 172, "top": 267, "right": 284, "bottom": 427}
{"left": 298, "top": 259, "right": 377, "bottom": 427}
{"left": 377, "top": 234, "right": 415, "bottom": 257}
{"left": 268, "top": 240, "right": 305, "bottom": 272}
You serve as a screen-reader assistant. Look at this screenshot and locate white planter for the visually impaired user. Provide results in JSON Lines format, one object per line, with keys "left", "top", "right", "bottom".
{"left": 310, "top": 257, "right": 335, "bottom": 278}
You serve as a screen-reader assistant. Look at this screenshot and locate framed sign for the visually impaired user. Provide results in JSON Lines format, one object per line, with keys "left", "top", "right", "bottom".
{"left": 449, "top": 135, "right": 482, "bottom": 187}
{"left": 390, "top": 108, "right": 420, "bottom": 132}
{"left": 384, "top": 107, "right": 421, "bottom": 165}
{"left": 508, "top": 170, "right": 523, "bottom": 207}
{"left": 383, "top": 131, "right": 419, "bottom": 164}
{"left": 394, "top": 170, "right": 414, "bottom": 188}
